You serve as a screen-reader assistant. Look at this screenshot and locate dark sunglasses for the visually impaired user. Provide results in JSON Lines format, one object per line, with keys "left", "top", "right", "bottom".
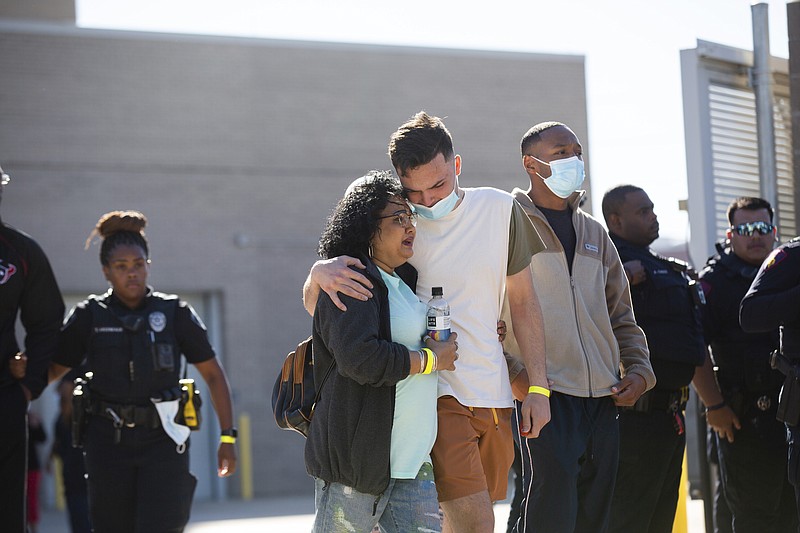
{"left": 730, "top": 221, "right": 775, "bottom": 236}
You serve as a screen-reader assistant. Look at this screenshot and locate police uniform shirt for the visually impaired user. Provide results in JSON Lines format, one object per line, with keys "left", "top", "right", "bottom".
{"left": 700, "top": 244, "right": 779, "bottom": 388}
{"left": 741, "top": 237, "right": 800, "bottom": 358}
{"left": 611, "top": 234, "right": 706, "bottom": 390}
{"left": 55, "top": 290, "right": 215, "bottom": 393}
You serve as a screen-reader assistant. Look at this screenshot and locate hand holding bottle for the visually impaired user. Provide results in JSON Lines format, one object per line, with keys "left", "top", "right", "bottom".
{"left": 424, "top": 332, "right": 458, "bottom": 372}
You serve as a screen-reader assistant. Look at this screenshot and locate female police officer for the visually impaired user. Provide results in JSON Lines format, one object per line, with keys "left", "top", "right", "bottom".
{"left": 48, "top": 210, "right": 236, "bottom": 533}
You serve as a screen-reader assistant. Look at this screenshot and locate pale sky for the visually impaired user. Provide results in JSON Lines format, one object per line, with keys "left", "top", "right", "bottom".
{"left": 76, "top": 0, "right": 792, "bottom": 245}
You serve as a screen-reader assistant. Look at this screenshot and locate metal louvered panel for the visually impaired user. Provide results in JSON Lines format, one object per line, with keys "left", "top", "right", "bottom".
{"left": 708, "top": 83, "right": 796, "bottom": 239}
{"left": 774, "top": 94, "right": 796, "bottom": 234}
{"left": 682, "top": 41, "right": 795, "bottom": 267}
{"left": 708, "top": 84, "right": 760, "bottom": 237}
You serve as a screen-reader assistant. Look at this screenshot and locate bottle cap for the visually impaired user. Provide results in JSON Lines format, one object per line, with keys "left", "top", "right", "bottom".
{"left": 432, "top": 287, "right": 443, "bottom": 296}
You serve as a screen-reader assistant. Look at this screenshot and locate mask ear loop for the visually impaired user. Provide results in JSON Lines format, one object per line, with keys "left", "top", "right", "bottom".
{"left": 523, "top": 154, "right": 547, "bottom": 180}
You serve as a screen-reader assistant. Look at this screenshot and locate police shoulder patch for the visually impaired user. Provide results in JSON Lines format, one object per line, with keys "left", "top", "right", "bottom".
{"left": 763, "top": 248, "right": 787, "bottom": 270}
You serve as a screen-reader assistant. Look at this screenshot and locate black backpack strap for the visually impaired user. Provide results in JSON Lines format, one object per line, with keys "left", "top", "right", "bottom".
{"left": 312, "top": 354, "right": 336, "bottom": 408}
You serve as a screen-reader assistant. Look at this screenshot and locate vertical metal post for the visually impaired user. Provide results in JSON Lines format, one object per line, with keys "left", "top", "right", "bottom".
{"left": 751, "top": 2, "right": 779, "bottom": 216}
{"left": 788, "top": 0, "right": 800, "bottom": 226}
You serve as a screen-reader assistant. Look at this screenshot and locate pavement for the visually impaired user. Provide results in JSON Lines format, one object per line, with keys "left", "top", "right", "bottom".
{"left": 37, "top": 494, "right": 709, "bottom": 532}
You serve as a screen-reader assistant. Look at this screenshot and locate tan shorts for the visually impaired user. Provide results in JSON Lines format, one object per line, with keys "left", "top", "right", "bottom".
{"left": 430, "top": 395, "right": 514, "bottom": 502}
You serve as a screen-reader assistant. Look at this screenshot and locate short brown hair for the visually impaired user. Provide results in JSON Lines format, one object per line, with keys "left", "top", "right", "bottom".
{"left": 388, "top": 111, "right": 454, "bottom": 177}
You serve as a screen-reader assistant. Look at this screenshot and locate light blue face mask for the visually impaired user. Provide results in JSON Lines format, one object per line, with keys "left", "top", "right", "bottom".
{"left": 411, "top": 185, "right": 459, "bottom": 220}
{"left": 536, "top": 155, "right": 585, "bottom": 199}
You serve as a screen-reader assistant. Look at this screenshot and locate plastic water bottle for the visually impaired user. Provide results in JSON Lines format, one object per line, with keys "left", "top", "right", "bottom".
{"left": 426, "top": 287, "right": 451, "bottom": 341}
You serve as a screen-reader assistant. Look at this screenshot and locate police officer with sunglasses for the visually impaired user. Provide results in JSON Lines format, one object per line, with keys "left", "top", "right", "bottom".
{"left": 693, "top": 197, "right": 797, "bottom": 532}
{"left": 741, "top": 223, "right": 800, "bottom": 527}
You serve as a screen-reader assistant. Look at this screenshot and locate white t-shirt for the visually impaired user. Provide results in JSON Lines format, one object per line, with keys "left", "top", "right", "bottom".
{"left": 409, "top": 187, "right": 517, "bottom": 408}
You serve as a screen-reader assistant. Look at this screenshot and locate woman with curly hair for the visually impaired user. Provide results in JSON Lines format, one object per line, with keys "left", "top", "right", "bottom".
{"left": 48, "top": 210, "right": 236, "bottom": 533}
{"left": 306, "top": 170, "right": 459, "bottom": 533}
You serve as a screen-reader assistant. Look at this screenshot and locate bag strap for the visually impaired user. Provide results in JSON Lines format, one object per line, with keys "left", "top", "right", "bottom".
{"left": 312, "top": 355, "right": 336, "bottom": 409}
{"left": 301, "top": 336, "right": 335, "bottom": 409}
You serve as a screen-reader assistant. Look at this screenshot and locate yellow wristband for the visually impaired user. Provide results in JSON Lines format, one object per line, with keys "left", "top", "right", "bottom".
{"left": 421, "top": 348, "right": 435, "bottom": 374}
{"left": 220, "top": 435, "right": 236, "bottom": 444}
{"left": 528, "top": 386, "right": 551, "bottom": 398}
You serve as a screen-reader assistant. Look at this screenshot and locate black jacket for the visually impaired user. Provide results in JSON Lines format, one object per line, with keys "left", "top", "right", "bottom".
{"left": 0, "top": 220, "right": 64, "bottom": 398}
{"left": 305, "top": 258, "right": 416, "bottom": 495}
{"left": 741, "top": 237, "right": 800, "bottom": 358}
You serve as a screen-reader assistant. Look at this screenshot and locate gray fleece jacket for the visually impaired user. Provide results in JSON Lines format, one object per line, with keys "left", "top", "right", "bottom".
{"left": 502, "top": 190, "right": 655, "bottom": 397}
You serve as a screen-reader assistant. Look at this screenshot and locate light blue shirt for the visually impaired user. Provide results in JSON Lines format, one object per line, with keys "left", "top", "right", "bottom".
{"left": 379, "top": 268, "right": 438, "bottom": 479}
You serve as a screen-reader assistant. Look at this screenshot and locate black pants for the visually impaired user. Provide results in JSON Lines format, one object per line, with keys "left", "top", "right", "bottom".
{"left": 708, "top": 427, "right": 733, "bottom": 533}
{"left": 513, "top": 394, "right": 619, "bottom": 533}
{"left": 506, "top": 429, "right": 523, "bottom": 533}
{"left": 609, "top": 409, "right": 685, "bottom": 533}
{"left": 0, "top": 384, "right": 28, "bottom": 533}
{"left": 789, "top": 426, "right": 800, "bottom": 528}
{"left": 715, "top": 414, "right": 797, "bottom": 533}
{"left": 84, "top": 415, "right": 197, "bottom": 533}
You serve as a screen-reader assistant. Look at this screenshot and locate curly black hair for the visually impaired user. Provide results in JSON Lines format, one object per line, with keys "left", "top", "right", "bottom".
{"left": 318, "top": 170, "right": 403, "bottom": 259}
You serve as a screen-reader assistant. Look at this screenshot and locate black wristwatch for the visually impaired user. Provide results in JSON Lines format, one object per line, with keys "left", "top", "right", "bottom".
{"left": 221, "top": 428, "right": 238, "bottom": 438}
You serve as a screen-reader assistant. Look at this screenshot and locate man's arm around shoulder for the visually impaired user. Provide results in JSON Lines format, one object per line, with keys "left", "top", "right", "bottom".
{"left": 302, "top": 256, "right": 373, "bottom": 315}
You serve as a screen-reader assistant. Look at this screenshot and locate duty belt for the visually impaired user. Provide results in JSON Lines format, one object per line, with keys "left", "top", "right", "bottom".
{"left": 90, "top": 401, "right": 160, "bottom": 429}
{"left": 728, "top": 390, "right": 779, "bottom": 414}
{"left": 627, "top": 386, "right": 690, "bottom": 414}
{"left": 625, "top": 386, "right": 690, "bottom": 436}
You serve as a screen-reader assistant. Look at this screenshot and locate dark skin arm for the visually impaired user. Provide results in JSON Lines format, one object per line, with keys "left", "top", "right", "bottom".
{"left": 622, "top": 260, "right": 647, "bottom": 286}
{"left": 610, "top": 373, "right": 647, "bottom": 407}
{"left": 9, "top": 352, "right": 26, "bottom": 381}
{"left": 194, "top": 358, "right": 237, "bottom": 477}
{"left": 692, "top": 352, "right": 740, "bottom": 442}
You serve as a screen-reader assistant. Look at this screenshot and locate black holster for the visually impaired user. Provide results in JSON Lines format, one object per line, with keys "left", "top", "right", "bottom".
{"left": 771, "top": 351, "right": 800, "bottom": 426}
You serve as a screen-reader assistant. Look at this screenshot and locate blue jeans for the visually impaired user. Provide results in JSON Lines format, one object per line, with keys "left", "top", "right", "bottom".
{"left": 313, "top": 463, "right": 440, "bottom": 533}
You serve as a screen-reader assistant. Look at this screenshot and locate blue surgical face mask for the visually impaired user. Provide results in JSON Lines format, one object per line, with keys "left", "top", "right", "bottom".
{"left": 536, "top": 155, "right": 585, "bottom": 198}
{"left": 411, "top": 184, "right": 459, "bottom": 220}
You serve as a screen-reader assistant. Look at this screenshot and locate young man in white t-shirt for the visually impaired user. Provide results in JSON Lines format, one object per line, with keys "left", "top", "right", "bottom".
{"left": 303, "top": 112, "right": 549, "bottom": 533}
